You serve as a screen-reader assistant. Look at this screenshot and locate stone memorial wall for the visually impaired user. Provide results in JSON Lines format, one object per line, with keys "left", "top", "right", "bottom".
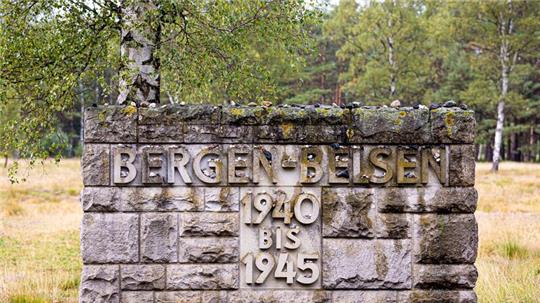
{"left": 80, "top": 104, "right": 478, "bottom": 303}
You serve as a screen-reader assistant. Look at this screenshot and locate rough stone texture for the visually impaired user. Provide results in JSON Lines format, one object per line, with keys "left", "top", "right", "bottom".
{"left": 228, "top": 290, "right": 332, "bottom": 303}
{"left": 377, "top": 187, "right": 477, "bottom": 213}
{"left": 167, "top": 264, "right": 239, "bottom": 290}
{"left": 322, "top": 239, "right": 411, "bottom": 289}
{"left": 448, "top": 145, "right": 476, "bottom": 186}
{"left": 84, "top": 106, "right": 137, "bottom": 143}
{"left": 431, "top": 108, "right": 476, "bottom": 144}
{"left": 80, "top": 104, "right": 478, "bottom": 300}
{"left": 414, "top": 214, "right": 478, "bottom": 264}
{"left": 350, "top": 107, "right": 431, "bottom": 144}
{"left": 81, "top": 187, "right": 121, "bottom": 212}
{"left": 141, "top": 213, "right": 178, "bottom": 263}
{"left": 332, "top": 291, "right": 399, "bottom": 303}
{"left": 376, "top": 214, "right": 410, "bottom": 239}
{"left": 413, "top": 264, "right": 478, "bottom": 289}
{"left": 79, "top": 265, "right": 119, "bottom": 303}
{"left": 82, "top": 144, "right": 110, "bottom": 186}
{"left": 205, "top": 187, "right": 240, "bottom": 211}
{"left": 121, "top": 265, "right": 166, "bottom": 290}
{"left": 179, "top": 213, "right": 239, "bottom": 237}
{"left": 399, "top": 290, "right": 477, "bottom": 303}
{"left": 122, "top": 187, "right": 203, "bottom": 212}
{"left": 322, "top": 188, "right": 376, "bottom": 238}
{"left": 81, "top": 214, "right": 138, "bottom": 263}
{"left": 121, "top": 291, "right": 154, "bottom": 303}
{"left": 156, "top": 291, "right": 228, "bottom": 303}
{"left": 178, "top": 237, "right": 239, "bottom": 263}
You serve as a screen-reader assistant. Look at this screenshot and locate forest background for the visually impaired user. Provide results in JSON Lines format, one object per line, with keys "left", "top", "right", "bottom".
{"left": 1, "top": 0, "right": 539, "bottom": 173}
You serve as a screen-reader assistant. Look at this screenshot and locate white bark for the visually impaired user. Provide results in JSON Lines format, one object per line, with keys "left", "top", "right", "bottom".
{"left": 117, "top": 0, "right": 161, "bottom": 105}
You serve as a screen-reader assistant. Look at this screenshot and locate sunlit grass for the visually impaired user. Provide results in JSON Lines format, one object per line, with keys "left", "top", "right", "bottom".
{"left": 0, "top": 159, "right": 539, "bottom": 302}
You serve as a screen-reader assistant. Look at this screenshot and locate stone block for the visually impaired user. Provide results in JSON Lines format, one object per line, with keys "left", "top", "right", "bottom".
{"left": 179, "top": 213, "right": 239, "bottom": 237}
{"left": 431, "top": 108, "right": 476, "bottom": 143}
{"left": 218, "top": 125, "right": 254, "bottom": 143}
{"left": 138, "top": 123, "right": 184, "bottom": 143}
{"left": 84, "top": 106, "right": 137, "bottom": 143}
{"left": 322, "top": 188, "right": 376, "bottom": 238}
{"left": 82, "top": 144, "right": 110, "bottom": 186}
{"left": 376, "top": 214, "right": 410, "bottom": 239}
{"left": 122, "top": 187, "right": 203, "bottom": 212}
{"left": 253, "top": 125, "right": 297, "bottom": 143}
{"left": 205, "top": 187, "right": 240, "bottom": 211}
{"left": 121, "top": 265, "right": 166, "bottom": 290}
{"left": 167, "top": 264, "right": 239, "bottom": 290}
{"left": 222, "top": 106, "right": 266, "bottom": 125}
{"left": 414, "top": 214, "right": 478, "bottom": 264}
{"left": 79, "top": 265, "right": 119, "bottom": 303}
{"left": 183, "top": 124, "right": 220, "bottom": 143}
{"left": 377, "top": 187, "right": 477, "bottom": 213}
{"left": 398, "top": 290, "right": 477, "bottom": 303}
{"left": 296, "top": 125, "right": 345, "bottom": 144}
{"left": 228, "top": 290, "right": 332, "bottom": 303}
{"left": 139, "top": 104, "right": 220, "bottom": 125}
{"left": 141, "top": 213, "right": 178, "bottom": 263}
{"left": 156, "top": 291, "right": 228, "bottom": 303}
{"left": 81, "top": 213, "right": 138, "bottom": 263}
{"left": 178, "top": 237, "right": 239, "bottom": 263}
{"left": 121, "top": 292, "right": 154, "bottom": 303}
{"left": 350, "top": 107, "right": 431, "bottom": 144}
{"left": 81, "top": 187, "right": 121, "bottom": 212}
{"left": 448, "top": 145, "right": 476, "bottom": 186}
{"left": 413, "top": 264, "right": 478, "bottom": 289}
{"left": 332, "top": 291, "right": 399, "bottom": 303}
{"left": 322, "top": 239, "right": 411, "bottom": 289}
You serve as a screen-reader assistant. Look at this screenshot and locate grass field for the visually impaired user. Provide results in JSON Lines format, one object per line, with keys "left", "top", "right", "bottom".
{"left": 0, "top": 160, "right": 539, "bottom": 302}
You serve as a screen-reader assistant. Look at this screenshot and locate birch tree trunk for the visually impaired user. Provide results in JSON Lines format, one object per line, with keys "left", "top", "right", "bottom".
{"left": 491, "top": 50, "right": 508, "bottom": 172}
{"left": 117, "top": 0, "right": 161, "bottom": 106}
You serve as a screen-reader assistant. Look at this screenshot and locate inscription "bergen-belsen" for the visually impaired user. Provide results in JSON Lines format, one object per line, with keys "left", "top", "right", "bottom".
{"left": 111, "top": 145, "right": 448, "bottom": 186}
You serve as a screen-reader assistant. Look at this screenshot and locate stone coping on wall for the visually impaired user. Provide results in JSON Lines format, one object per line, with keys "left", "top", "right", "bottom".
{"left": 84, "top": 104, "right": 476, "bottom": 144}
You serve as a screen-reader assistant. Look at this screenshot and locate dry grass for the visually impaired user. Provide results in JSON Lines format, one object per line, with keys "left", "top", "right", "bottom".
{"left": 0, "top": 160, "right": 539, "bottom": 302}
{"left": 0, "top": 159, "right": 82, "bottom": 303}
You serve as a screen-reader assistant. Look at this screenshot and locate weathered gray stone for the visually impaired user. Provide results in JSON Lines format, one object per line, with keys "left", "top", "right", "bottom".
{"left": 296, "top": 125, "right": 344, "bottom": 143}
{"left": 322, "top": 239, "right": 411, "bottom": 289}
{"left": 183, "top": 124, "right": 221, "bottom": 143}
{"left": 178, "top": 237, "right": 239, "bottom": 263}
{"left": 79, "top": 265, "right": 119, "bottom": 303}
{"left": 121, "top": 291, "right": 154, "bottom": 303}
{"left": 121, "top": 265, "right": 165, "bottom": 290}
{"left": 431, "top": 108, "right": 476, "bottom": 143}
{"left": 138, "top": 123, "right": 184, "bottom": 143}
{"left": 414, "top": 214, "right": 478, "bottom": 264}
{"left": 139, "top": 104, "right": 220, "bottom": 125}
{"left": 332, "top": 291, "right": 399, "bottom": 303}
{"left": 82, "top": 144, "right": 110, "bottom": 186}
{"left": 413, "top": 264, "right": 478, "bottom": 289}
{"left": 253, "top": 125, "right": 298, "bottom": 143}
{"left": 205, "top": 187, "right": 240, "bottom": 211}
{"left": 167, "top": 264, "right": 239, "bottom": 290}
{"left": 322, "top": 188, "right": 376, "bottom": 238}
{"left": 84, "top": 106, "right": 137, "bottom": 143}
{"left": 376, "top": 214, "right": 410, "bottom": 239}
{"left": 122, "top": 187, "right": 203, "bottom": 212}
{"left": 141, "top": 213, "right": 178, "bottom": 263}
{"left": 81, "top": 187, "right": 121, "bottom": 212}
{"left": 448, "top": 145, "right": 476, "bottom": 186}
{"left": 228, "top": 290, "right": 332, "bottom": 303}
{"left": 156, "top": 291, "right": 228, "bottom": 303}
{"left": 218, "top": 125, "right": 254, "bottom": 143}
{"left": 398, "top": 290, "right": 477, "bottom": 303}
{"left": 377, "top": 187, "right": 477, "bottom": 213}
{"left": 81, "top": 213, "right": 138, "bottom": 263}
{"left": 222, "top": 106, "right": 266, "bottom": 125}
{"left": 350, "top": 107, "right": 431, "bottom": 144}
{"left": 179, "top": 213, "right": 239, "bottom": 237}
